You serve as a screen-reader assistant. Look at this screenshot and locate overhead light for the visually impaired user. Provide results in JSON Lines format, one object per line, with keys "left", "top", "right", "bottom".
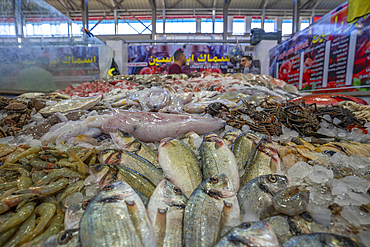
{"left": 18, "top": 45, "right": 21, "bottom": 48}
{"left": 18, "top": 38, "right": 21, "bottom": 43}
{"left": 88, "top": 44, "right": 91, "bottom": 47}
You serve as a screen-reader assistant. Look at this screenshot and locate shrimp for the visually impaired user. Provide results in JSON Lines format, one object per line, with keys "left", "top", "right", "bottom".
{"left": 0, "top": 201, "right": 36, "bottom": 233}
{"left": 3, "top": 213, "right": 36, "bottom": 247}
{"left": 35, "top": 168, "right": 86, "bottom": 186}
{"left": 28, "top": 209, "right": 64, "bottom": 245}
{"left": 0, "top": 181, "right": 17, "bottom": 190}
{"left": 7, "top": 146, "right": 41, "bottom": 164}
{"left": 0, "top": 194, "right": 39, "bottom": 214}
{"left": 29, "top": 157, "right": 60, "bottom": 169}
{"left": 15, "top": 178, "right": 69, "bottom": 196}
{"left": 17, "top": 177, "right": 33, "bottom": 190}
{"left": 272, "top": 186, "right": 310, "bottom": 216}
{"left": 67, "top": 149, "right": 88, "bottom": 175}
{"left": 28, "top": 202, "right": 57, "bottom": 241}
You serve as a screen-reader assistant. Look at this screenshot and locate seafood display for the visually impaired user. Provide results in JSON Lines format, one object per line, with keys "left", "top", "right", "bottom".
{"left": 0, "top": 72, "right": 369, "bottom": 246}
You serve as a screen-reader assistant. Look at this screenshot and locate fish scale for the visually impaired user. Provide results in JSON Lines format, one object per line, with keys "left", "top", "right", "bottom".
{"left": 79, "top": 181, "right": 156, "bottom": 247}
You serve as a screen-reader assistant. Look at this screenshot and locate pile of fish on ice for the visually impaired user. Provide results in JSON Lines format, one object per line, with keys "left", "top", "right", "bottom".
{"left": 0, "top": 72, "right": 369, "bottom": 247}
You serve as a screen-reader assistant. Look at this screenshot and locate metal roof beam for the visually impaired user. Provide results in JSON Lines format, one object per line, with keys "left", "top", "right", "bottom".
{"left": 90, "top": 0, "right": 124, "bottom": 31}
{"left": 195, "top": 0, "right": 209, "bottom": 9}
{"left": 168, "top": 0, "right": 182, "bottom": 9}
{"left": 95, "top": 0, "right": 113, "bottom": 9}
{"left": 67, "top": 0, "right": 81, "bottom": 10}
{"left": 300, "top": 0, "right": 315, "bottom": 9}
{"left": 56, "top": 0, "right": 71, "bottom": 12}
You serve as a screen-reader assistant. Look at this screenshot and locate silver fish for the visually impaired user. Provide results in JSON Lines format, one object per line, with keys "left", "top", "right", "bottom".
{"left": 183, "top": 174, "right": 241, "bottom": 247}
{"left": 158, "top": 138, "right": 202, "bottom": 198}
{"left": 79, "top": 181, "right": 156, "bottom": 247}
{"left": 201, "top": 133, "right": 240, "bottom": 191}
{"left": 39, "top": 229, "right": 80, "bottom": 247}
{"left": 240, "top": 136, "right": 281, "bottom": 188}
{"left": 222, "top": 128, "right": 243, "bottom": 148}
{"left": 238, "top": 175, "right": 288, "bottom": 219}
{"left": 214, "top": 221, "right": 279, "bottom": 247}
{"left": 110, "top": 128, "right": 160, "bottom": 169}
{"left": 147, "top": 180, "right": 187, "bottom": 247}
{"left": 180, "top": 131, "right": 201, "bottom": 156}
{"left": 232, "top": 132, "right": 259, "bottom": 170}
{"left": 98, "top": 149, "right": 164, "bottom": 186}
{"left": 282, "top": 233, "right": 365, "bottom": 247}
{"left": 39, "top": 95, "right": 101, "bottom": 117}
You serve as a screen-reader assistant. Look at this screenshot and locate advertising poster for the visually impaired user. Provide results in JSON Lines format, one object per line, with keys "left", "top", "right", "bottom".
{"left": 127, "top": 45, "right": 235, "bottom": 75}
{"left": 269, "top": 2, "right": 370, "bottom": 92}
{"left": 0, "top": 46, "right": 99, "bottom": 91}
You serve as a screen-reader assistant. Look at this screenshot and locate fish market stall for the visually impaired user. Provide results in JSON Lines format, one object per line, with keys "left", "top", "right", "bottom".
{"left": 0, "top": 72, "right": 369, "bottom": 247}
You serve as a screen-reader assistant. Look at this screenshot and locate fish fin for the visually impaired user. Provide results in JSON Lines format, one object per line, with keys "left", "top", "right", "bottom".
{"left": 126, "top": 200, "right": 144, "bottom": 246}
{"left": 154, "top": 208, "right": 167, "bottom": 246}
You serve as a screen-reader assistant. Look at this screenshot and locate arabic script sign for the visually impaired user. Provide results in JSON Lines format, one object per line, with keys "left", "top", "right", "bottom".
{"left": 127, "top": 45, "right": 233, "bottom": 75}
{"left": 269, "top": 2, "right": 370, "bottom": 93}
{"left": 0, "top": 46, "right": 100, "bottom": 91}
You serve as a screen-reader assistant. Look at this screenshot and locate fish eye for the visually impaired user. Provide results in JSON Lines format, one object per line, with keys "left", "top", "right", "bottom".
{"left": 81, "top": 199, "right": 91, "bottom": 210}
{"left": 58, "top": 231, "right": 73, "bottom": 245}
{"left": 103, "top": 184, "right": 115, "bottom": 191}
{"left": 241, "top": 222, "right": 251, "bottom": 229}
{"left": 173, "top": 187, "right": 182, "bottom": 195}
{"left": 210, "top": 176, "right": 219, "bottom": 184}
{"left": 301, "top": 212, "right": 313, "bottom": 222}
{"left": 95, "top": 164, "right": 102, "bottom": 171}
{"left": 268, "top": 175, "right": 277, "bottom": 183}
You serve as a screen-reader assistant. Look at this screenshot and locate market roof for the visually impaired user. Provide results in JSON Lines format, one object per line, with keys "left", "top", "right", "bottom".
{"left": 42, "top": 0, "right": 347, "bottom": 18}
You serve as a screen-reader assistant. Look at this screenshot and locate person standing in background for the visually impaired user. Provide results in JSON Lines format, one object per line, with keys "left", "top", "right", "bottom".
{"left": 240, "top": 55, "right": 260, "bottom": 75}
{"left": 168, "top": 49, "right": 186, "bottom": 74}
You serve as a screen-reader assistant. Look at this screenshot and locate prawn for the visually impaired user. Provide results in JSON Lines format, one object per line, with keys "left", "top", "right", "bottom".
{"left": 0, "top": 201, "right": 36, "bottom": 233}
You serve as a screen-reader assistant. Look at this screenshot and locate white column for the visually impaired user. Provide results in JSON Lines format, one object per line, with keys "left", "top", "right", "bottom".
{"left": 196, "top": 18, "right": 201, "bottom": 33}
{"left": 228, "top": 16, "right": 233, "bottom": 34}
{"left": 276, "top": 17, "right": 283, "bottom": 32}
{"left": 255, "top": 40, "right": 278, "bottom": 75}
{"left": 245, "top": 16, "right": 251, "bottom": 34}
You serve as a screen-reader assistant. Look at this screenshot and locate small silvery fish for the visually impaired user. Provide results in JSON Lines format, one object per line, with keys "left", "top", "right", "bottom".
{"left": 79, "top": 181, "right": 156, "bottom": 247}
{"left": 232, "top": 132, "right": 259, "bottom": 170}
{"left": 38, "top": 229, "right": 80, "bottom": 247}
{"left": 184, "top": 174, "right": 241, "bottom": 247}
{"left": 214, "top": 221, "right": 279, "bottom": 247}
{"left": 147, "top": 180, "right": 187, "bottom": 247}
{"left": 238, "top": 174, "right": 288, "bottom": 219}
{"left": 201, "top": 133, "right": 240, "bottom": 191}
{"left": 282, "top": 233, "right": 365, "bottom": 247}
{"left": 110, "top": 128, "right": 160, "bottom": 169}
{"left": 158, "top": 138, "right": 202, "bottom": 198}
{"left": 240, "top": 136, "right": 281, "bottom": 188}
{"left": 222, "top": 128, "right": 243, "bottom": 148}
{"left": 98, "top": 149, "right": 164, "bottom": 186}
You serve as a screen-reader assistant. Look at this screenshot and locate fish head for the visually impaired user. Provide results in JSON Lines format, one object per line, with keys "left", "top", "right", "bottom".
{"left": 96, "top": 180, "right": 135, "bottom": 203}
{"left": 97, "top": 149, "right": 121, "bottom": 164}
{"left": 39, "top": 229, "right": 80, "bottom": 247}
{"left": 227, "top": 221, "right": 279, "bottom": 247}
{"left": 110, "top": 128, "right": 140, "bottom": 152}
{"left": 203, "top": 132, "right": 226, "bottom": 149}
{"left": 159, "top": 137, "right": 179, "bottom": 148}
{"left": 89, "top": 164, "right": 110, "bottom": 184}
{"left": 203, "top": 174, "right": 236, "bottom": 199}
{"left": 157, "top": 180, "right": 187, "bottom": 208}
{"left": 258, "top": 175, "right": 289, "bottom": 196}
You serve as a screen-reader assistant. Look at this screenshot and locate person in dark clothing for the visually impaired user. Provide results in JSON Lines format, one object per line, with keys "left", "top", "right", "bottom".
{"left": 168, "top": 49, "right": 186, "bottom": 74}
{"left": 240, "top": 55, "right": 260, "bottom": 75}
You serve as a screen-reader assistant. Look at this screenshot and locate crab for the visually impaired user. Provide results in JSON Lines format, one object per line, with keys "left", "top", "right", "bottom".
{"left": 205, "top": 102, "right": 229, "bottom": 117}
{"left": 7, "top": 126, "right": 22, "bottom": 136}
{"left": 4, "top": 102, "right": 28, "bottom": 114}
